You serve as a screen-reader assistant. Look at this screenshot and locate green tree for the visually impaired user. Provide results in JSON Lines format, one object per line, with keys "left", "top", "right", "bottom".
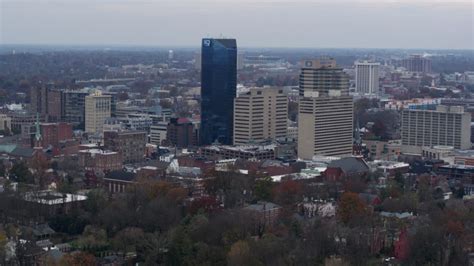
{"left": 254, "top": 176, "right": 273, "bottom": 201}
{"left": 9, "top": 161, "right": 33, "bottom": 183}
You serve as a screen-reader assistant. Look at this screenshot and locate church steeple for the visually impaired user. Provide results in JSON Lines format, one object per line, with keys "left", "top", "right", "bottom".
{"left": 34, "top": 113, "right": 42, "bottom": 149}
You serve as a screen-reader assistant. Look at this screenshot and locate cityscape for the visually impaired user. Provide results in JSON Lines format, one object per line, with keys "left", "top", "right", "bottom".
{"left": 1, "top": 0, "right": 474, "bottom": 265}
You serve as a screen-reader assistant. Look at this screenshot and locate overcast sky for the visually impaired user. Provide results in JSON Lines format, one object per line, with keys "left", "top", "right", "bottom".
{"left": 1, "top": 0, "right": 473, "bottom": 49}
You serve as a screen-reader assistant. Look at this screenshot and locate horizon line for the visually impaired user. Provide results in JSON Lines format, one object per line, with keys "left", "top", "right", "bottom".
{"left": 1, "top": 43, "right": 473, "bottom": 52}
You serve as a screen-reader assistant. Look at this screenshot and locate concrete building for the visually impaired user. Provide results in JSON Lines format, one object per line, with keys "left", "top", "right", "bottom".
{"left": 150, "top": 122, "right": 168, "bottom": 146}
{"left": 233, "top": 87, "right": 288, "bottom": 145}
{"left": 104, "top": 130, "right": 147, "bottom": 164}
{"left": 297, "top": 58, "right": 354, "bottom": 159}
{"left": 200, "top": 144, "right": 276, "bottom": 160}
{"left": 30, "top": 87, "right": 48, "bottom": 117}
{"left": 355, "top": 61, "right": 380, "bottom": 95}
{"left": 47, "top": 89, "right": 62, "bottom": 122}
{"left": 0, "top": 114, "right": 12, "bottom": 132}
{"left": 401, "top": 105, "right": 471, "bottom": 153}
{"left": 401, "top": 55, "right": 432, "bottom": 73}
{"left": 85, "top": 93, "right": 111, "bottom": 134}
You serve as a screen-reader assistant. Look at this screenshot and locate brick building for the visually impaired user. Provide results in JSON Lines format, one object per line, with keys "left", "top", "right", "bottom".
{"left": 166, "top": 118, "right": 197, "bottom": 148}
{"left": 104, "top": 130, "right": 147, "bottom": 164}
{"left": 79, "top": 149, "right": 123, "bottom": 173}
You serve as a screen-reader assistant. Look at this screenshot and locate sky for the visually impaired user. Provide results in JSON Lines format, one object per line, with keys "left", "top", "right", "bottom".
{"left": 1, "top": 0, "right": 473, "bottom": 49}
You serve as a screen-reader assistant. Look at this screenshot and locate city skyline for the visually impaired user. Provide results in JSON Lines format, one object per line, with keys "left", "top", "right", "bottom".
{"left": 1, "top": 0, "right": 473, "bottom": 49}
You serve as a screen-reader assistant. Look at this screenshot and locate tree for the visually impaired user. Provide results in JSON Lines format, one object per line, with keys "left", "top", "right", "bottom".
{"left": 254, "top": 176, "right": 273, "bottom": 202}
{"left": 337, "top": 192, "right": 368, "bottom": 225}
{"left": 59, "top": 252, "right": 96, "bottom": 266}
{"left": 227, "top": 240, "right": 261, "bottom": 266}
{"left": 0, "top": 231, "right": 7, "bottom": 264}
{"left": 111, "top": 227, "right": 145, "bottom": 253}
{"left": 9, "top": 161, "right": 33, "bottom": 184}
{"left": 272, "top": 180, "right": 302, "bottom": 206}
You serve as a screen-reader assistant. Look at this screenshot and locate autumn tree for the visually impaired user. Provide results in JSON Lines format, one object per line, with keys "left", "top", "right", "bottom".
{"left": 59, "top": 251, "right": 96, "bottom": 266}
{"left": 337, "top": 192, "right": 368, "bottom": 226}
{"left": 272, "top": 180, "right": 303, "bottom": 206}
{"left": 227, "top": 240, "right": 261, "bottom": 266}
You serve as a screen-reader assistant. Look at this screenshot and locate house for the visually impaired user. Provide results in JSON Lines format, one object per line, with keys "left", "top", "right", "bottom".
{"left": 394, "top": 228, "right": 409, "bottom": 260}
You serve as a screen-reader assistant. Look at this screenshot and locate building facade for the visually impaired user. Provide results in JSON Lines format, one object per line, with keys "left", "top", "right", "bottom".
{"left": 0, "top": 114, "right": 12, "bottom": 132}
{"left": 355, "top": 61, "right": 380, "bottom": 95}
{"left": 166, "top": 118, "right": 197, "bottom": 148}
{"left": 79, "top": 149, "right": 122, "bottom": 173}
{"left": 85, "top": 93, "right": 111, "bottom": 134}
{"left": 233, "top": 87, "right": 288, "bottom": 145}
{"left": 401, "top": 55, "right": 432, "bottom": 73}
{"left": 401, "top": 105, "right": 471, "bottom": 153}
{"left": 62, "top": 90, "right": 89, "bottom": 126}
{"left": 150, "top": 122, "right": 168, "bottom": 146}
{"left": 200, "top": 38, "right": 237, "bottom": 145}
{"left": 297, "top": 59, "right": 354, "bottom": 159}
{"left": 104, "top": 130, "right": 147, "bottom": 164}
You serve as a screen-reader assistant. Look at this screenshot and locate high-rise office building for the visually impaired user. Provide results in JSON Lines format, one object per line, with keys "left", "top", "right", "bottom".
{"left": 401, "top": 55, "right": 432, "bottom": 73}
{"left": 30, "top": 87, "right": 63, "bottom": 122}
{"left": 85, "top": 93, "right": 111, "bottom": 134}
{"left": 355, "top": 61, "right": 380, "bottom": 95}
{"left": 62, "top": 90, "right": 89, "bottom": 126}
{"left": 47, "top": 89, "right": 62, "bottom": 122}
{"left": 298, "top": 58, "right": 354, "bottom": 159}
{"left": 200, "top": 38, "right": 237, "bottom": 145}
{"left": 401, "top": 105, "right": 471, "bottom": 153}
{"left": 233, "top": 87, "right": 288, "bottom": 145}
{"left": 30, "top": 87, "right": 48, "bottom": 116}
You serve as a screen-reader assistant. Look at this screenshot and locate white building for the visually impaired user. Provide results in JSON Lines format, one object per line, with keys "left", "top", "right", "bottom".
{"left": 85, "top": 92, "right": 111, "bottom": 134}
{"left": 233, "top": 87, "right": 288, "bottom": 145}
{"left": 150, "top": 122, "right": 168, "bottom": 145}
{"left": 355, "top": 61, "right": 380, "bottom": 95}
{"left": 298, "top": 59, "right": 354, "bottom": 159}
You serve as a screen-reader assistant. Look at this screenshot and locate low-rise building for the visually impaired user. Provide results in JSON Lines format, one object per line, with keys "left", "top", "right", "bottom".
{"left": 78, "top": 149, "right": 122, "bottom": 173}
{"left": 199, "top": 144, "right": 276, "bottom": 161}
{"left": 104, "top": 130, "right": 147, "bottom": 164}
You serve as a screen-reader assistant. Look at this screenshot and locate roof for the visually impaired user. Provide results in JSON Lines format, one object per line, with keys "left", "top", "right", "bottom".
{"left": 213, "top": 38, "right": 237, "bottom": 48}
{"left": 9, "top": 147, "right": 35, "bottom": 158}
{"left": 30, "top": 224, "right": 56, "bottom": 236}
{"left": 244, "top": 201, "right": 281, "bottom": 212}
{"left": 105, "top": 170, "right": 136, "bottom": 182}
{"left": 327, "top": 157, "right": 369, "bottom": 174}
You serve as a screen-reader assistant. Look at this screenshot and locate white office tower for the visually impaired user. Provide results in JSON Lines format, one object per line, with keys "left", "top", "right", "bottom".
{"left": 401, "top": 105, "right": 471, "bottom": 154}
{"left": 298, "top": 58, "right": 354, "bottom": 160}
{"left": 233, "top": 87, "right": 288, "bottom": 145}
{"left": 85, "top": 92, "right": 111, "bottom": 134}
{"left": 355, "top": 61, "right": 380, "bottom": 95}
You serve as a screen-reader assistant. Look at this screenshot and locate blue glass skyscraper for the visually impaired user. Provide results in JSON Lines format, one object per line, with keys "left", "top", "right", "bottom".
{"left": 200, "top": 38, "right": 237, "bottom": 145}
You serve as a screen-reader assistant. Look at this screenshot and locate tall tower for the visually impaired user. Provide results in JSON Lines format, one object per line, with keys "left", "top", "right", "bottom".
{"left": 34, "top": 112, "right": 43, "bottom": 149}
{"left": 355, "top": 61, "right": 380, "bottom": 95}
{"left": 233, "top": 87, "right": 288, "bottom": 145}
{"left": 297, "top": 58, "right": 354, "bottom": 159}
{"left": 85, "top": 92, "right": 111, "bottom": 134}
{"left": 200, "top": 38, "right": 237, "bottom": 145}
